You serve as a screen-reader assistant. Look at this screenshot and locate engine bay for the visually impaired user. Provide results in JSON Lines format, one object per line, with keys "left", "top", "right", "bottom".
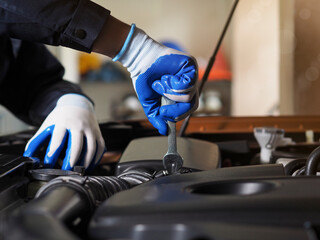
{"left": 1, "top": 116, "right": 320, "bottom": 240}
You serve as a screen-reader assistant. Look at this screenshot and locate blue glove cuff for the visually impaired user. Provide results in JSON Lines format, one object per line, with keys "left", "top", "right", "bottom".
{"left": 112, "top": 24, "right": 136, "bottom": 62}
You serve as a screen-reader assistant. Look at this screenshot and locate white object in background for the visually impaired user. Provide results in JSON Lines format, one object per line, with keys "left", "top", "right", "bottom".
{"left": 305, "top": 130, "right": 314, "bottom": 143}
{"left": 276, "top": 157, "right": 296, "bottom": 167}
{"left": 123, "top": 95, "right": 141, "bottom": 111}
{"left": 205, "top": 90, "right": 222, "bottom": 112}
{"left": 60, "top": 47, "right": 80, "bottom": 84}
{"left": 0, "top": 106, "right": 30, "bottom": 135}
{"left": 254, "top": 127, "right": 285, "bottom": 164}
{"left": 278, "top": 137, "right": 294, "bottom": 146}
{"left": 46, "top": 45, "right": 79, "bottom": 84}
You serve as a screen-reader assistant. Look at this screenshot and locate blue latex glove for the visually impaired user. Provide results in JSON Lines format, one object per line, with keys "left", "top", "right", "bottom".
{"left": 113, "top": 24, "right": 198, "bottom": 135}
{"left": 23, "top": 94, "right": 106, "bottom": 170}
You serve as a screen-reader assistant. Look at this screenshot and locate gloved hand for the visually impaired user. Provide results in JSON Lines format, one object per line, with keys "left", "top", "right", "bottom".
{"left": 113, "top": 24, "right": 198, "bottom": 135}
{"left": 23, "top": 94, "right": 105, "bottom": 170}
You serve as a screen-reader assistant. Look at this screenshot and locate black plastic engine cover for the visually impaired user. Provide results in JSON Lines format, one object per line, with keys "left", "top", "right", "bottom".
{"left": 89, "top": 164, "right": 320, "bottom": 240}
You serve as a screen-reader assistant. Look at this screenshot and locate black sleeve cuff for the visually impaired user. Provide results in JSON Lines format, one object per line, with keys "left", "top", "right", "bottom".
{"left": 59, "top": 0, "right": 110, "bottom": 52}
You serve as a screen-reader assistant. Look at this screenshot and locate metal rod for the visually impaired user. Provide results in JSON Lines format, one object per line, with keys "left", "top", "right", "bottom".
{"left": 178, "top": 0, "right": 240, "bottom": 137}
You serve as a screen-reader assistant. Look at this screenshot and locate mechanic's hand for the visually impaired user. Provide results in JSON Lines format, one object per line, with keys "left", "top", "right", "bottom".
{"left": 113, "top": 24, "right": 198, "bottom": 135}
{"left": 23, "top": 94, "right": 105, "bottom": 170}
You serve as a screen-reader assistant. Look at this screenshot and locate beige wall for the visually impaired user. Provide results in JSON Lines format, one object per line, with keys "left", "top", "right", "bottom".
{"left": 279, "top": 1, "right": 295, "bottom": 115}
{"left": 94, "top": 0, "right": 234, "bottom": 61}
{"left": 231, "top": 0, "right": 295, "bottom": 116}
{"left": 232, "top": 0, "right": 279, "bottom": 116}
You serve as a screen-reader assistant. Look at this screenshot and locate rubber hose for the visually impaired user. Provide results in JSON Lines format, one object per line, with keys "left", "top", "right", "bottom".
{"left": 5, "top": 170, "right": 154, "bottom": 240}
{"left": 36, "top": 170, "right": 154, "bottom": 209}
{"left": 284, "top": 158, "right": 306, "bottom": 176}
{"left": 305, "top": 146, "right": 320, "bottom": 176}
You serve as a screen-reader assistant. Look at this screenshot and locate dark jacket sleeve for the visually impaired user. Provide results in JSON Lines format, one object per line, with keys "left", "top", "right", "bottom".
{"left": 0, "top": 0, "right": 110, "bottom": 52}
{"left": 0, "top": 0, "right": 111, "bottom": 125}
{"left": 0, "top": 39, "right": 87, "bottom": 126}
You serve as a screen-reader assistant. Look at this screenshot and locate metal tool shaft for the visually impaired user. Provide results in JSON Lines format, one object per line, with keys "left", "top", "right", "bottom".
{"left": 162, "top": 97, "right": 177, "bottom": 154}
{"left": 167, "top": 120, "right": 177, "bottom": 154}
{"left": 162, "top": 97, "right": 183, "bottom": 174}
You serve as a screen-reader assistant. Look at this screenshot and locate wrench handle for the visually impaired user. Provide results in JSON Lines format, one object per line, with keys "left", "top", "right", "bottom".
{"left": 161, "top": 97, "right": 177, "bottom": 154}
